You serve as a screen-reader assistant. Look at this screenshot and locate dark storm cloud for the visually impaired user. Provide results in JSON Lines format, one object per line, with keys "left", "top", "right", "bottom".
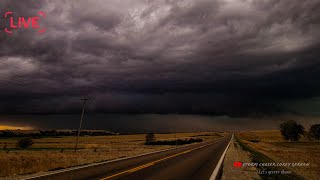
{"left": 1, "top": 0, "right": 320, "bottom": 115}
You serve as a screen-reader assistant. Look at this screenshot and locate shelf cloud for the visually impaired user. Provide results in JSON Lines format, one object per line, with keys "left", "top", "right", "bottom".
{"left": 0, "top": 0, "right": 320, "bottom": 115}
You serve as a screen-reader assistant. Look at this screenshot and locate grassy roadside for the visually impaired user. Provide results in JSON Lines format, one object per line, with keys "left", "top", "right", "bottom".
{"left": 235, "top": 135, "right": 304, "bottom": 180}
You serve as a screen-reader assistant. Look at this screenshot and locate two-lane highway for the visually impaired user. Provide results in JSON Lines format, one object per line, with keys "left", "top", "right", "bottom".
{"left": 27, "top": 134, "right": 232, "bottom": 180}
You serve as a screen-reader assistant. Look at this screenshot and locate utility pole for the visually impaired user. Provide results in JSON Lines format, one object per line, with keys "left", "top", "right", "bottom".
{"left": 74, "top": 93, "right": 88, "bottom": 153}
{"left": 175, "top": 113, "right": 178, "bottom": 148}
{"left": 175, "top": 130, "right": 177, "bottom": 147}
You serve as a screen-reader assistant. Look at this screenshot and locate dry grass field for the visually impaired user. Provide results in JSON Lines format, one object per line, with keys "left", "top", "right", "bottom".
{"left": 238, "top": 130, "right": 320, "bottom": 180}
{"left": 0, "top": 132, "right": 226, "bottom": 177}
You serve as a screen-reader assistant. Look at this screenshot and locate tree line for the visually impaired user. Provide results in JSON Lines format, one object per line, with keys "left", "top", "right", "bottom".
{"left": 280, "top": 120, "right": 320, "bottom": 141}
{"left": 145, "top": 132, "right": 203, "bottom": 145}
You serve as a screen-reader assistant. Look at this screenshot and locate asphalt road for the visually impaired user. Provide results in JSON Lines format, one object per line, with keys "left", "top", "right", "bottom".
{"left": 29, "top": 134, "right": 232, "bottom": 180}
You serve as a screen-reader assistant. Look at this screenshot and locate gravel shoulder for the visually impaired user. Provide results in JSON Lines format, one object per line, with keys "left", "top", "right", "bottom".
{"left": 221, "top": 136, "right": 260, "bottom": 180}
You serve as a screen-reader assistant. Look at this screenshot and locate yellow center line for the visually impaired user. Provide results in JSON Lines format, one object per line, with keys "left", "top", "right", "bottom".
{"left": 100, "top": 143, "right": 211, "bottom": 180}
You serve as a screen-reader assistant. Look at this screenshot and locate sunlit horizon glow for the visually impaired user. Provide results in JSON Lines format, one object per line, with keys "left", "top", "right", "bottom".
{"left": 0, "top": 125, "right": 33, "bottom": 130}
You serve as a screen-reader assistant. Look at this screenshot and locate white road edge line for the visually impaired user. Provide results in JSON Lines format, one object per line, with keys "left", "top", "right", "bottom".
{"left": 209, "top": 133, "right": 234, "bottom": 180}
{"left": 22, "top": 135, "right": 228, "bottom": 180}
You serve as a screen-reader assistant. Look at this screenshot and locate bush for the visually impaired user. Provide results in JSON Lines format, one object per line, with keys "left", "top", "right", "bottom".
{"left": 17, "top": 138, "right": 34, "bottom": 149}
{"left": 146, "top": 138, "right": 203, "bottom": 145}
{"left": 280, "top": 120, "right": 304, "bottom": 141}
{"left": 145, "top": 132, "right": 156, "bottom": 144}
{"left": 308, "top": 124, "right": 320, "bottom": 141}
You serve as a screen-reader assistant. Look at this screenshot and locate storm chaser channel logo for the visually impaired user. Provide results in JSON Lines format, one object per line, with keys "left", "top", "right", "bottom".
{"left": 2, "top": 11, "right": 46, "bottom": 34}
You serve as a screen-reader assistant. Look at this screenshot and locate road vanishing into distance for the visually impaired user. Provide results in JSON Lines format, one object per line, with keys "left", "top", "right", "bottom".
{"left": 28, "top": 134, "right": 232, "bottom": 180}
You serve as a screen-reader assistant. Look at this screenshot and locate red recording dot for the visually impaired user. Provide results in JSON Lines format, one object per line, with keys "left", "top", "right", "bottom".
{"left": 234, "top": 161, "right": 242, "bottom": 168}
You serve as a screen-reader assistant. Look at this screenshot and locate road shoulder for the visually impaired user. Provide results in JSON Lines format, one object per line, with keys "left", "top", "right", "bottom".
{"left": 221, "top": 136, "right": 260, "bottom": 180}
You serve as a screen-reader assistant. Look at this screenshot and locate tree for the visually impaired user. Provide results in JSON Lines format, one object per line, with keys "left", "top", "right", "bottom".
{"left": 145, "top": 132, "right": 156, "bottom": 144}
{"left": 308, "top": 124, "right": 320, "bottom": 141}
{"left": 280, "top": 120, "right": 304, "bottom": 141}
{"left": 17, "top": 137, "right": 34, "bottom": 149}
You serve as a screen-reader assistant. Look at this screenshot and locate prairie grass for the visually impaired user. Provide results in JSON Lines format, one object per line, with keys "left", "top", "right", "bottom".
{"left": 0, "top": 132, "right": 224, "bottom": 177}
{"left": 238, "top": 130, "right": 320, "bottom": 180}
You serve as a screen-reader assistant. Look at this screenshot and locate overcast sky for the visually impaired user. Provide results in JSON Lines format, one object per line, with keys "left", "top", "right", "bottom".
{"left": 0, "top": 0, "right": 320, "bottom": 115}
